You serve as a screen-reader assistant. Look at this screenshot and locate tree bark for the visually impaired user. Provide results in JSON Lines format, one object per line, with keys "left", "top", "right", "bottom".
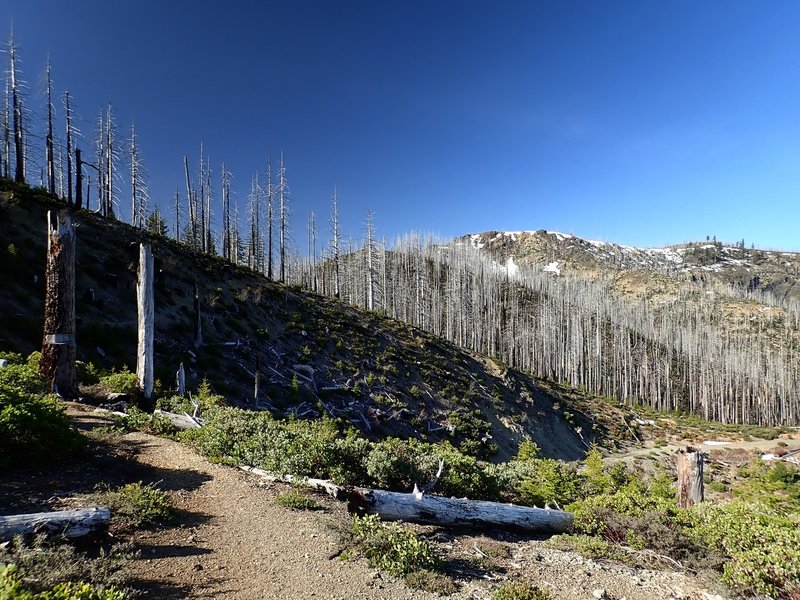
{"left": 40, "top": 210, "right": 77, "bottom": 398}
{"left": 136, "top": 242, "right": 154, "bottom": 401}
{"left": 0, "top": 508, "right": 110, "bottom": 542}
{"left": 676, "top": 447, "right": 704, "bottom": 508}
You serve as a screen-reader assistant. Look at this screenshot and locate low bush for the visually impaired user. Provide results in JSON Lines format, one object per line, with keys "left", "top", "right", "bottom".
{"left": 493, "top": 581, "right": 554, "bottom": 600}
{"left": 346, "top": 514, "right": 441, "bottom": 577}
{"left": 274, "top": 490, "right": 322, "bottom": 511}
{"left": 0, "top": 357, "right": 85, "bottom": 471}
{"left": 0, "top": 536, "right": 132, "bottom": 598}
{"left": 97, "top": 368, "right": 138, "bottom": 395}
{"left": 95, "top": 482, "right": 175, "bottom": 527}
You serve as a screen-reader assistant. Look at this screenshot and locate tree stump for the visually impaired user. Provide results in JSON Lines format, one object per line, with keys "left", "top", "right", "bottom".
{"left": 676, "top": 447, "right": 704, "bottom": 508}
{"left": 40, "top": 210, "right": 77, "bottom": 398}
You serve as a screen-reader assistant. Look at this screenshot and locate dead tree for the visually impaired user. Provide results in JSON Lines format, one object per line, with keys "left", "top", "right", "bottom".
{"left": 676, "top": 447, "right": 704, "bottom": 508}
{"left": 40, "top": 210, "right": 77, "bottom": 398}
{"left": 136, "top": 242, "right": 154, "bottom": 401}
{"left": 330, "top": 188, "right": 341, "bottom": 298}
{"left": 45, "top": 57, "right": 55, "bottom": 195}
{"left": 63, "top": 92, "right": 74, "bottom": 205}
{"left": 9, "top": 33, "right": 25, "bottom": 183}
{"left": 193, "top": 280, "right": 202, "bottom": 348}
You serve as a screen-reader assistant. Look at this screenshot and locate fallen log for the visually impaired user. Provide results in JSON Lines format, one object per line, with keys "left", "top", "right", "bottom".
{"left": 154, "top": 409, "right": 202, "bottom": 429}
{"left": 0, "top": 507, "right": 111, "bottom": 541}
{"left": 351, "top": 488, "right": 573, "bottom": 533}
{"left": 239, "top": 465, "right": 573, "bottom": 533}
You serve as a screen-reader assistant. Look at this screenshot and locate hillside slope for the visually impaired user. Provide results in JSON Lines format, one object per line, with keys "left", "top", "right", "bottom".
{"left": 463, "top": 229, "right": 800, "bottom": 303}
{"left": 0, "top": 179, "right": 595, "bottom": 461}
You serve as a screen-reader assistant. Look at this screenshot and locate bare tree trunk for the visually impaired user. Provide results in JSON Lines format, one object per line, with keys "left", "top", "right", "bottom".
{"left": 676, "top": 447, "right": 704, "bottom": 508}
{"left": 9, "top": 35, "right": 24, "bottom": 183}
{"left": 176, "top": 362, "right": 185, "bottom": 396}
{"left": 64, "top": 92, "right": 73, "bottom": 205}
{"left": 136, "top": 242, "right": 154, "bottom": 401}
{"left": 193, "top": 280, "right": 202, "bottom": 348}
{"left": 74, "top": 148, "right": 83, "bottom": 210}
{"left": 45, "top": 58, "right": 55, "bottom": 195}
{"left": 254, "top": 354, "right": 260, "bottom": 404}
{"left": 40, "top": 210, "right": 77, "bottom": 398}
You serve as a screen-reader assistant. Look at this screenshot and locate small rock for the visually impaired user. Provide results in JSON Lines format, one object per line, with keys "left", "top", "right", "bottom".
{"left": 193, "top": 563, "right": 203, "bottom": 571}
{"left": 592, "top": 590, "right": 607, "bottom": 600}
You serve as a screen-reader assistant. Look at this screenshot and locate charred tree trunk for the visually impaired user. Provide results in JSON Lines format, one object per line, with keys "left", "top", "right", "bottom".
{"left": 136, "top": 242, "right": 154, "bottom": 401}
{"left": 676, "top": 447, "right": 704, "bottom": 508}
{"left": 254, "top": 354, "right": 260, "bottom": 404}
{"left": 176, "top": 362, "right": 185, "bottom": 396}
{"left": 40, "top": 210, "right": 77, "bottom": 398}
{"left": 75, "top": 148, "right": 83, "bottom": 210}
{"left": 193, "top": 280, "right": 202, "bottom": 348}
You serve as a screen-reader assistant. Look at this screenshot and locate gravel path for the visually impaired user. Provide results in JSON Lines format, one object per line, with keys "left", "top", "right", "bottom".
{"left": 119, "top": 431, "right": 434, "bottom": 599}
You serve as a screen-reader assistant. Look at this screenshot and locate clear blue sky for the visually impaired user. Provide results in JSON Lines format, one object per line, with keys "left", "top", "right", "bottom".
{"left": 5, "top": 0, "right": 800, "bottom": 250}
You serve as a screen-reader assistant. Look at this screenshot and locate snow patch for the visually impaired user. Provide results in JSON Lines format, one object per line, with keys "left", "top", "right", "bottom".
{"left": 506, "top": 256, "right": 519, "bottom": 278}
{"left": 543, "top": 261, "right": 561, "bottom": 276}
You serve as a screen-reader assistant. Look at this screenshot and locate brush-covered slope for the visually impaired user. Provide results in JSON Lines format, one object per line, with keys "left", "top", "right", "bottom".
{"left": 0, "top": 179, "right": 599, "bottom": 461}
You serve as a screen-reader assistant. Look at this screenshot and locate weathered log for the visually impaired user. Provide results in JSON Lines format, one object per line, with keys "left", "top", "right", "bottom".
{"left": 40, "top": 210, "right": 78, "bottom": 398}
{"left": 0, "top": 507, "right": 111, "bottom": 541}
{"left": 352, "top": 489, "right": 573, "bottom": 533}
{"left": 153, "top": 409, "right": 202, "bottom": 429}
{"left": 676, "top": 447, "right": 704, "bottom": 508}
{"left": 239, "top": 465, "right": 573, "bottom": 533}
{"left": 136, "top": 242, "right": 154, "bottom": 401}
{"left": 239, "top": 466, "right": 349, "bottom": 500}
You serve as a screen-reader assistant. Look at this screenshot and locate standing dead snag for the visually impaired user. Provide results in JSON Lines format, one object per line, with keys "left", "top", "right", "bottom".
{"left": 136, "top": 242, "right": 154, "bottom": 401}
{"left": 40, "top": 210, "right": 78, "bottom": 398}
{"left": 676, "top": 447, "right": 704, "bottom": 508}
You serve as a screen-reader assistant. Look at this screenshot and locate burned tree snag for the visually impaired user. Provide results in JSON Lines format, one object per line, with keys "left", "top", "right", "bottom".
{"left": 176, "top": 362, "right": 185, "bottom": 396}
{"left": 254, "top": 354, "right": 260, "bottom": 404}
{"left": 192, "top": 280, "right": 202, "bottom": 348}
{"left": 40, "top": 210, "right": 77, "bottom": 398}
{"left": 75, "top": 148, "right": 83, "bottom": 210}
{"left": 136, "top": 242, "right": 154, "bottom": 401}
{"left": 676, "top": 447, "right": 704, "bottom": 508}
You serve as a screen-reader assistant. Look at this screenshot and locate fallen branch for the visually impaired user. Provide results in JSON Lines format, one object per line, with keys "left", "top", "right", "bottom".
{"left": 154, "top": 409, "right": 202, "bottom": 429}
{"left": 0, "top": 507, "right": 111, "bottom": 541}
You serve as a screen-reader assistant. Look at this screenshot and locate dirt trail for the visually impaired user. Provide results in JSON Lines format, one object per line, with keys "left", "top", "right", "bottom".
{"left": 43, "top": 404, "right": 731, "bottom": 600}
{"left": 101, "top": 434, "right": 432, "bottom": 599}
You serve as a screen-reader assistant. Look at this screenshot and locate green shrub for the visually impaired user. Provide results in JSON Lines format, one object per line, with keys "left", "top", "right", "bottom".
{"left": 0, "top": 360, "right": 85, "bottom": 471}
{"left": 0, "top": 536, "right": 132, "bottom": 597}
{"left": 347, "top": 515, "right": 441, "bottom": 577}
{"left": 98, "top": 368, "right": 138, "bottom": 395}
{"left": 275, "top": 490, "right": 322, "bottom": 511}
{"left": 493, "top": 581, "right": 554, "bottom": 600}
{"left": 0, "top": 564, "right": 127, "bottom": 599}
{"left": 95, "top": 482, "right": 174, "bottom": 527}
{"left": 688, "top": 500, "right": 800, "bottom": 597}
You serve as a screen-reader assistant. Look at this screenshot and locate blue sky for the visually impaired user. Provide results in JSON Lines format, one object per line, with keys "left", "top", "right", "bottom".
{"left": 5, "top": 0, "right": 800, "bottom": 250}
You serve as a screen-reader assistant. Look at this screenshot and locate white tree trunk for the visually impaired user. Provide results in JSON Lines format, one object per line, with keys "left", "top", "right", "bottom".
{"left": 136, "top": 242, "right": 154, "bottom": 400}
{"left": 0, "top": 508, "right": 111, "bottom": 541}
